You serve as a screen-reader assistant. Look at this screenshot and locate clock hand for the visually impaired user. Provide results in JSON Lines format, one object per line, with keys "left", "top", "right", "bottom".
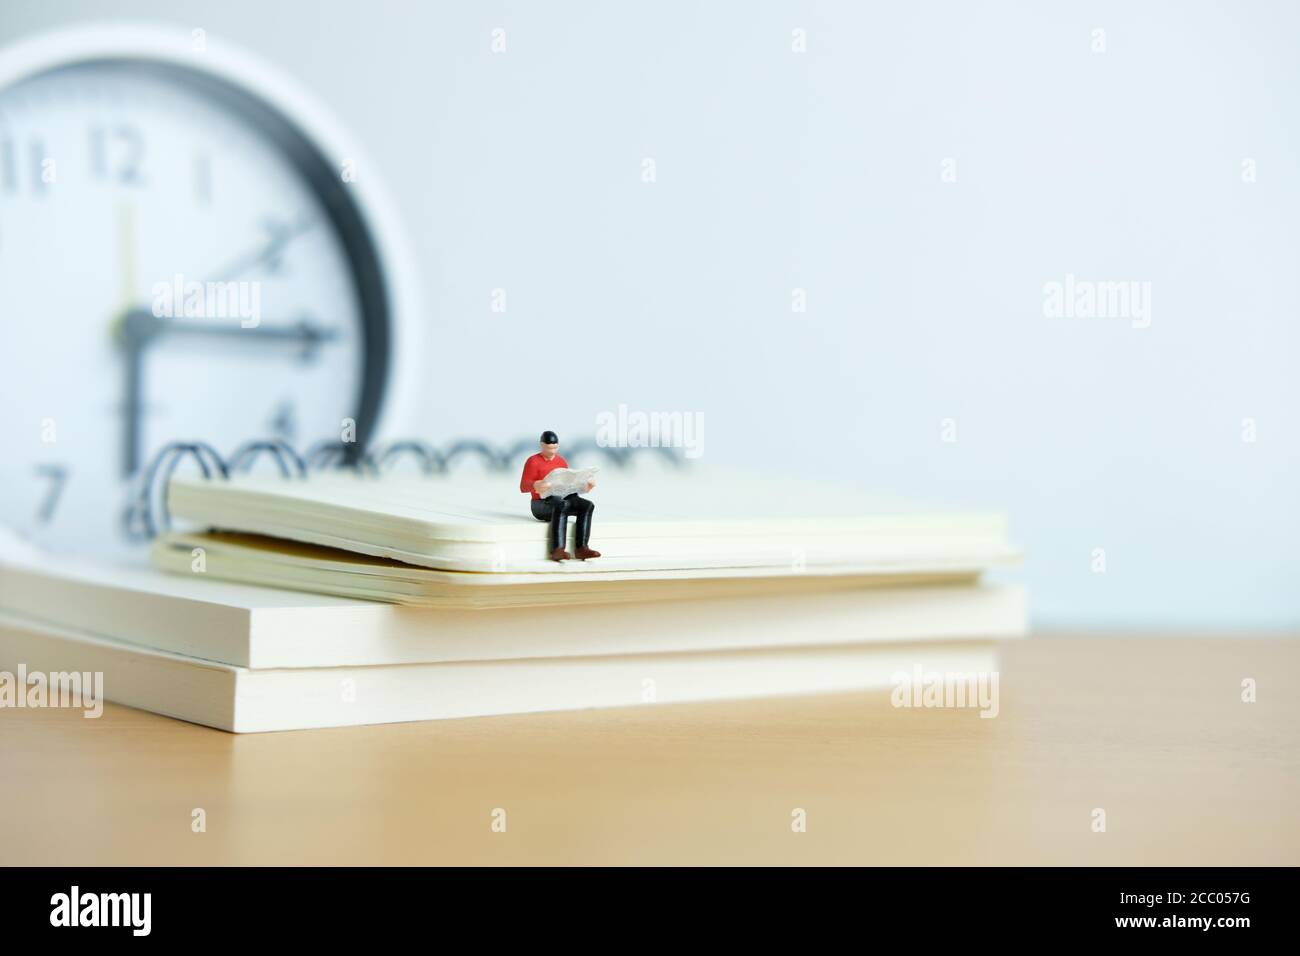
{"left": 205, "top": 215, "right": 315, "bottom": 282}
{"left": 133, "top": 311, "right": 339, "bottom": 359}
{"left": 119, "top": 315, "right": 147, "bottom": 479}
{"left": 117, "top": 200, "right": 138, "bottom": 317}
{"left": 113, "top": 201, "right": 144, "bottom": 478}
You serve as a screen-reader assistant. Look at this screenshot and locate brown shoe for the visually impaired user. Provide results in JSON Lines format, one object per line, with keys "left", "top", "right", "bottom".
{"left": 549, "top": 548, "right": 571, "bottom": 562}
{"left": 575, "top": 547, "right": 601, "bottom": 560}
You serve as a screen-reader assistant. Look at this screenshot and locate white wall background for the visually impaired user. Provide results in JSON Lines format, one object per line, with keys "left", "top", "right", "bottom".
{"left": 2, "top": 0, "right": 1297, "bottom": 630}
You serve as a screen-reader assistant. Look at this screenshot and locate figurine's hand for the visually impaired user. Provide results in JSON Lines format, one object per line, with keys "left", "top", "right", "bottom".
{"left": 585, "top": 480, "right": 596, "bottom": 492}
{"left": 534, "top": 480, "right": 551, "bottom": 495}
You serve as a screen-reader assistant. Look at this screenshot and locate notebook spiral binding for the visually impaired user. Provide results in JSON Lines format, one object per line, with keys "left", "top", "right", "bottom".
{"left": 122, "top": 437, "right": 682, "bottom": 541}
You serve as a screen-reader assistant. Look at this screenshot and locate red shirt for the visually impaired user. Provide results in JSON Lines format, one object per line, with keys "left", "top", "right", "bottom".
{"left": 520, "top": 453, "right": 568, "bottom": 499}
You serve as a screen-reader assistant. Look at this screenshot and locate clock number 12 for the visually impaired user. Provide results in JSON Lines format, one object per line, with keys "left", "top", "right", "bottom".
{"left": 89, "top": 125, "right": 146, "bottom": 185}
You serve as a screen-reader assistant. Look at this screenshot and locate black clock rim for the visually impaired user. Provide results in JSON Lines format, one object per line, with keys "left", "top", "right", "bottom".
{"left": 35, "top": 56, "right": 393, "bottom": 465}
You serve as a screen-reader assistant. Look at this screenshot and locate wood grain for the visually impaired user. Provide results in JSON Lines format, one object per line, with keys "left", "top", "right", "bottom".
{"left": 0, "top": 635, "right": 1295, "bottom": 865}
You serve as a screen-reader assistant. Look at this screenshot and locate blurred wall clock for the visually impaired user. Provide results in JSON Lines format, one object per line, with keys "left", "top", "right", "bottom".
{"left": 0, "top": 24, "right": 423, "bottom": 557}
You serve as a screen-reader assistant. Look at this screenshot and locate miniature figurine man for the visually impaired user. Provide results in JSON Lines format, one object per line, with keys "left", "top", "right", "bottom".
{"left": 519, "top": 430, "right": 600, "bottom": 562}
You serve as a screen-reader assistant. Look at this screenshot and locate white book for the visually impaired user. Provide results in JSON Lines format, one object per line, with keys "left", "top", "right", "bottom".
{"left": 164, "top": 467, "right": 1018, "bottom": 575}
{"left": 0, "top": 553, "right": 1025, "bottom": 669}
{"left": 0, "top": 610, "right": 1001, "bottom": 733}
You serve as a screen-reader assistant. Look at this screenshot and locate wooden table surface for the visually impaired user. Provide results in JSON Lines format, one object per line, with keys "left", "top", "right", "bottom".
{"left": 1, "top": 635, "right": 1296, "bottom": 865}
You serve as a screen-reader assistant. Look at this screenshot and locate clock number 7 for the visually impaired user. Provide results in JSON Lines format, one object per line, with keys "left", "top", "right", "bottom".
{"left": 34, "top": 464, "right": 69, "bottom": 525}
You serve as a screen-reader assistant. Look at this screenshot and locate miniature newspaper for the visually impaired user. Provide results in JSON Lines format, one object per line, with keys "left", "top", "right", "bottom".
{"left": 541, "top": 467, "right": 598, "bottom": 498}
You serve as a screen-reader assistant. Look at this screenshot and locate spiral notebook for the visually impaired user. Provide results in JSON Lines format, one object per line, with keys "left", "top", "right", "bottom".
{"left": 134, "top": 437, "right": 1020, "bottom": 604}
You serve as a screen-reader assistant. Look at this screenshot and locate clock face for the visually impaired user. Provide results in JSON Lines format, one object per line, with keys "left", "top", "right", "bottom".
{"left": 0, "top": 56, "right": 391, "bottom": 558}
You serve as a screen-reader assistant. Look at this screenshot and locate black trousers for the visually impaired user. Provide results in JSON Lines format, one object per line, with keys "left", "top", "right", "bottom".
{"left": 530, "top": 494, "right": 594, "bottom": 552}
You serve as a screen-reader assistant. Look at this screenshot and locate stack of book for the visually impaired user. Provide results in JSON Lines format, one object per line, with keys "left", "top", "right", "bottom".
{"left": 0, "top": 466, "right": 1024, "bottom": 732}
